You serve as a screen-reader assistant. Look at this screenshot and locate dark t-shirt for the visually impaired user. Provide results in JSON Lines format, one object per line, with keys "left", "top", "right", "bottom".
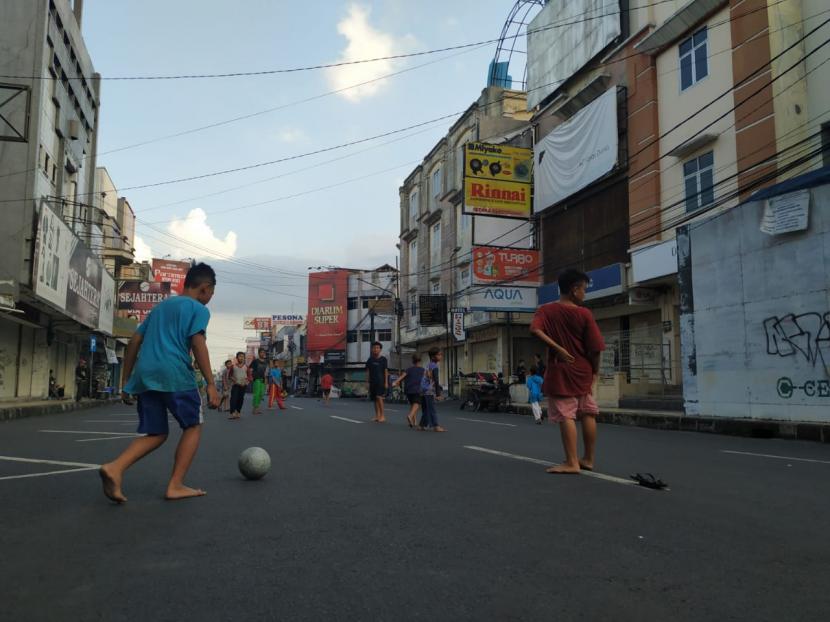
{"left": 250, "top": 358, "right": 269, "bottom": 382}
{"left": 403, "top": 366, "right": 426, "bottom": 395}
{"left": 366, "top": 356, "right": 388, "bottom": 387}
{"left": 530, "top": 302, "right": 605, "bottom": 397}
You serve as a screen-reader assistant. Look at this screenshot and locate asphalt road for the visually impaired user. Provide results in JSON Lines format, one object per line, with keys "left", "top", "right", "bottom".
{"left": 1, "top": 396, "right": 829, "bottom": 621}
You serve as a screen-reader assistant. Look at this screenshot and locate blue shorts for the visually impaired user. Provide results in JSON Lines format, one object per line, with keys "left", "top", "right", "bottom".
{"left": 136, "top": 390, "right": 203, "bottom": 436}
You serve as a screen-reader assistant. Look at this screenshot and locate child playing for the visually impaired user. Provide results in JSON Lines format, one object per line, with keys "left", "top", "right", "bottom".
{"left": 418, "top": 347, "right": 446, "bottom": 433}
{"left": 320, "top": 370, "right": 334, "bottom": 405}
{"left": 527, "top": 366, "right": 544, "bottom": 424}
{"left": 530, "top": 268, "right": 604, "bottom": 474}
{"left": 219, "top": 359, "right": 232, "bottom": 412}
{"left": 98, "top": 263, "right": 219, "bottom": 503}
{"left": 268, "top": 359, "right": 286, "bottom": 410}
{"left": 250, "top": 348, "right": 269, "bottom": 415}
{"left": 228, "top": 351, "right": 250, "bottom": 420}
{"left": 392, "top": 353, "right": 425, "bottom": 428}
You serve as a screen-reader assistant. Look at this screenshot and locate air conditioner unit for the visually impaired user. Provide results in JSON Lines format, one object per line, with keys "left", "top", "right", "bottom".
{"left": 68, "top": 119, "right": 80, "bottom": 140}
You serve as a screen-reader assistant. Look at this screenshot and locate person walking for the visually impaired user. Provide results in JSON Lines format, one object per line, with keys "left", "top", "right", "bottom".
{"left": 75, "top": 357, "right": 88, "bottom": 401}
{"left": 530, "top": 269, "right": 605, "bottom": 474}
{"left": 365, "top": 342, "right": 388, "bottom": 423}
{"left": 250, "top": 348, "right": 269, "bottom": 415}
{"left": 219, "top": 359, "right": 233, "bottom": 412}
{"left": 418, "top": 347, "right": 446, "bottom": 432}
{"left": 533, "top": 353, "right": 546, "bottom": 380}
{"left": 228, "top": 352, "right": 250, "bottom": 420}
{"left": 526, "top": 366, "right": 544, "bottom": 424}
{"left": 268, "top": 360, "right": 286, "bottom": 410}
{"left": 320, "top": 370, "right": 334, "bottom": 405}
{"left": 391, "top": 354, "right": 426, "bottom": 428}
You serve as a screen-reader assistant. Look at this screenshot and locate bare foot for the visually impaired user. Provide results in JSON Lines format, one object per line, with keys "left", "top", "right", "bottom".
{"left": 434, "top": 426, "right": 447, "bottom": 433}
{"left": 377, "top": 417, "right": 387, "bottom": 423}
{"left": 545, "top": 464, "right": 580, "bottom": 474}
{"left": 165, "top": 485, "right": 206, "bottom": 500}
{"left": 579, "top": 460, "right": 594, "bottom": 471}
{"left": 99, "top": 464, "right": 127, "bottom": 503}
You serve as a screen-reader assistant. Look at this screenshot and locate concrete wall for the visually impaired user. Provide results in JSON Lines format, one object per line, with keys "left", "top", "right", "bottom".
{"left": 679, "top": 180, "right": 830, "bottom": 422}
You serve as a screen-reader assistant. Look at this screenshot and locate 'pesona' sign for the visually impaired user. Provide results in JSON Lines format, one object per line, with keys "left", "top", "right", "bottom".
{"left": 307, "top": 270, "right": 350, "bottom": 353}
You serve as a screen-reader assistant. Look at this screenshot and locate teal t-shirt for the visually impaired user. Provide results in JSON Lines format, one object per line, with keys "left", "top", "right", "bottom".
{"left": 526, "top": 374, "right": 543, "bottom": 403}
{"left": 269, "top": 368, "right": 282, "bottom": 383}
{"left": 124, "top": 296, "right": 211, "bottom": 394}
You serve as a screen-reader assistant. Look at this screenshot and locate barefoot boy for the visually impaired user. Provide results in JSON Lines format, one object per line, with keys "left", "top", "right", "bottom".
{"left": 366, "top": 341, "right": 388, "bottom": 422}
{"left": 99, "top": 263, "right": 220, "bottom": 503}
{"left": 530, "top": 269, "right": 604, "bottom": 474}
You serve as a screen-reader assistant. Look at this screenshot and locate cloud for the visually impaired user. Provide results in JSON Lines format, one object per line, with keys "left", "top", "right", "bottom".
{"left": 276, "top": 127, "right": 307, "bottom": 143}
{"left": 133, "top": 235, "right": 153, "bottom": 263}
{"left": 325, "top": 4, "right": 409, "bottom": 102}
{"left": 167, "top": 208, "right": 238, "bottom": 260}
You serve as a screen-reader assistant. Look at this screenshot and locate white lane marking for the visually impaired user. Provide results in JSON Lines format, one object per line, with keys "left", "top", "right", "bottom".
{"left": 457, "top": 417, "right": 517, "bottom": 428}
{"left": 463, "top": 446, "right": 640, "bottom": 487}
{"left": 330, "top": 415, "right": 364, "bottom": 424}
{"left": 721, "top": 450, "right": 830, "bottom": 465}
{"left": 0, "top": 467, "right": 99, "bottom": 481}
{"left": 0, "top": 455, "right": 100, "bottom": 468}
{"left": 385, "top": 408, "right": 402, "bottom": 413}
{"left": 40, "top": 429, "right": 140, "bottom": 436}
{"left": 76, "top": 435, "right": 141, "bottom": 442}
{"left": 84, "top": 420, "right": 136, "bottom": 424}
{"left": 289, "top": 405, "right": 304, "bottom": 411}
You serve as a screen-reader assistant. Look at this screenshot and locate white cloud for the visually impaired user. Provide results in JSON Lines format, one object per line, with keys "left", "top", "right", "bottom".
{"left": 167, "top": 208, "right": 238, "bottom": 260}
{"left": 276, "top": 127, "right": 307, "bottom": 143}
{"left": 133, "top": 235, "right": 153, "bottom": 263}
{"left": 325, "top": 4, "right": 409, "bottom": 102}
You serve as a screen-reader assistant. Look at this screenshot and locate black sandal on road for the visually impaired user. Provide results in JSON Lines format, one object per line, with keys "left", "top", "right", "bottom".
{"left": 630, "top": 473, "right": 668, "bottom": 490}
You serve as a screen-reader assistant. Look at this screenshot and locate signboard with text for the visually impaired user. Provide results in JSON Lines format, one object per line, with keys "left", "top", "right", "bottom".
{"left": 472, "top": 246, "right": 540, "bottom": 287}
{"left": 243, "top": 317, "right": 273, "bottom": 331}
{"left": 152, "top": 258, "right": 190, "bottom": 295}
{"left": 463, "top": 142, "right": 533, "bottom": 219}
{"left": 419, "top": 295, "right": 448, "bottom": 326}
{"left": 307, "top": 270, "right": 349, "bottom": 352}
{"left": 272, "top": 314, "right": 305, "bottom": 326}
{"left": 117, "top": 281, "right": 171, "bottom": 323}
{"left": 468, "top": 286, "right": 538, "bottom": 312}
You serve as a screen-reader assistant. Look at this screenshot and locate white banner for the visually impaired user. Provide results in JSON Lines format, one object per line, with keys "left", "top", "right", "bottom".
{"left": 534, "top": 87, "right": 618, "bottom": 212}
{"left": 98, "top": 270, "right": 115, "bottom": 335}
{"left": 472, "top": 215, "right": 534, "bottom": 249}
{"left": 452, "top": 311, "right": 466, "bottom": 341}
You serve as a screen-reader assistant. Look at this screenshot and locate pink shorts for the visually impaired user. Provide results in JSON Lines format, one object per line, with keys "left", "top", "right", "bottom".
{"left": 549, "top": 394, "right": 599, "bottom": 423}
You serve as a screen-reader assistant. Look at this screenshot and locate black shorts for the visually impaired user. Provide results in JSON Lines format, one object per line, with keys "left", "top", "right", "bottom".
{"left": 369, "top": 384, "right": 385, "bottom": 400}
{"left": 406, "top": 393, "right": 421, "bottom": 405}
{"left": 322, "top": 388, "right": 331, "bottom": 396}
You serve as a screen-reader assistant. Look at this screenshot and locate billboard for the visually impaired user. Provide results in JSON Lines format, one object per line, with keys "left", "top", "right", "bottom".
{"left": 32, "top": 202, "right": 114, "bottom": 333}
{"left": 463, "top": 143, "right": 533, "bottom": 219}
{"left": 526, "top": 0, "right": 621, "bottom": 109}
{"left": 534, "top": 87, "right": 618, "bottom": 211}
{"left": 117, "top": 281, "right": 171, "bottom": 323}
{"left": 272, "top": 314, "right": 305, "bottom": 326}
{"left": 468, "top": 286, "right": 538, "bottom": 312}
{"left": 243, "top": 317, "right": 273, "bottom": 330}
{"left": 472, "top": 247, "right": 541, "bottom": 287}
{"left": 307, "top": 270, "right": 349, "bottom": 352}
{"left": 152, "top": 258, "right": 190, "bottom": 295}
{"left": 472, "top": 215, "right": 534, "bottom": 249}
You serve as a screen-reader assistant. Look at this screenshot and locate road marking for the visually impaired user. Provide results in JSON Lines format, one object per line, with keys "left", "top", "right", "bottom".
{"left": 463, "top": 446, "right": 640, "bottom": 488}
{"left": 40, "top": 429, "right": 140, "bottom": 436}
{"left": 330, "top": 415, "right": 364, "bottom": 424}
{"left": 76, "top": 435, "right": 141, "bottom": 442}
{"left": 289, "top": 405, "right": 304, "bottom": 411}
{"left": 386, "top": 408, "right": 402, "bottom": 413}
{"left": 457, "top": 417, "right": 517, "bottom": 428}
{"left": 84, "top": 420, "right": 136, "bottom": 424}
{"left": 721, "top": 450, "right": 830, "bottom": 465}
{"left": 0, "top": 455, "right": 100, "bottom": 468}
{"left": 0, "top": 467, "right": 99, "bottom": 481}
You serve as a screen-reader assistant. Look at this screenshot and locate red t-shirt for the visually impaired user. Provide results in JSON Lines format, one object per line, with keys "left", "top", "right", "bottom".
{"left": 320, "top": 374, "right": 333, "bottom": 390}
{"left": 530, "top": 302, "right": 605, "bottom": 397}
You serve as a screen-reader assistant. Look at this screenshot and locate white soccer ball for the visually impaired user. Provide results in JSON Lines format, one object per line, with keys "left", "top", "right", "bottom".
{"left": 238, "top": 446, "right": 271, "bottom": 480}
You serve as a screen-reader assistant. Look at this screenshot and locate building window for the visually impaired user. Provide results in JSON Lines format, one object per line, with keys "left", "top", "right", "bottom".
{"left": 431, "top": 167, "right": 442, "bottom": 206}
{"left": 430, "top": 222, "right": 441, "bottom": 268}
{"left": 432, "top": 281, "right": 441, "bottom": 295}
{"left": 347, "top": 297, "right": 358, "bottom": 310}
{"left": 679, "top": 28, "right": 708, "bottom": 91}
{"left": 408, "top": 293, "right": 418, "bottom": 328}
{"left": 408, "top": 240, "right": 418, "bottom": 278}
{"left": 458, "top": 268, "right": 470, "bottom": 291}
{"left": 347, "top": 330, "right": 358, "bottom": 343}
{"left": 377, "top": 329, "right": 392, "bottom": 342}
{"left": 360, "top": 331, "right": 373, "bottom": 343}
{"left": 409, "top": 190, "right": 419, "bottom": 221}
{"left": 683, "top": 151, "right": 715, "bottom": 213}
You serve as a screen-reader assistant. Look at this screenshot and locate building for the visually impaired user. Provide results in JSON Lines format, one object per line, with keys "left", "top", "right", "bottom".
{"left": 0, "top": 0, "right": 114, "bottom": 401}
{"left": 398, "top": 86, "right": 534, "bottom": 395}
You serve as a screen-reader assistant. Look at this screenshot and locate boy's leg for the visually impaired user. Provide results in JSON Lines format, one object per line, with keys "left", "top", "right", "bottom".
{"left": 432, "top": 399, "right": 445, "bottom": 432}
{"left": 166, "top": 425, "right": 205, "bottom": 499}
{"left": 580, "top": 414, "right": 597, "bottom": 470}
{"left": 252, "top": 379, "right": 262, "bottom": 413}
{"left": 547, "top": 419, "right": 580, "bottom": 473}
{"left": 100, "top": 435, "right": 167, "bottom": 503}
{"left": 531, "top": 401, "right": 542, "bottom": 422}
{"left": 377, "top": 394, "right": 386, "bottom": 422}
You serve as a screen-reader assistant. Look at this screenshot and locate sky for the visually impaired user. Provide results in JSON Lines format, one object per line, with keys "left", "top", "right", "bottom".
{"left": 81, "top": 0, "right": 537, "bottom": 368}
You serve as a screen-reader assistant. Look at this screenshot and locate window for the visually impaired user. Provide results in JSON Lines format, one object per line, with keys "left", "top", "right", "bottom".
{"left": 458, "top": 268, "right": 470, "bottom": 291}
{"left": 679, "top": 28, "right": 708, "bottom": 91}
{"left": 377, "top": 329, "right": 392, "bottom": 342}
{"left": 347, "top": 330, "right": 358, "bottom": 343}
{"left": 432, "top": 281, "right": 441, "bottom": 295}
{"left": 408, "top": 293, "right": 418, "bottom": 328}
{"left": 430, "top": 222, "right": 441, "bottom": 267}
{"left": 431, "top": 167, "right": 442, "bottom": 206}
{"left": 408, "top": 240, "right": 418, "bottom": 278}
{"left": 683, "top": 151, "right": 715, "bottom": 213}
{"left": 409, "top": 190, "right": 419, "bottom": 220}
{"left": 347, "top": 297, "right": 358, "bottom": 310}
{"left": 361, "top": 331, "right": 373, "bottom": 343}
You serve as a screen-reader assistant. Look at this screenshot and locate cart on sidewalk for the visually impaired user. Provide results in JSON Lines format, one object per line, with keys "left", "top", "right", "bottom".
{"left": 458, "top": 372, "right": 512, "bottom": 412}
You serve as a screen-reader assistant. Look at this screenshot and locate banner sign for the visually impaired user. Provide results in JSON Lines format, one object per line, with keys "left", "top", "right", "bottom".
{"left": 534, "top": 87, "right": 618, "bottom": 212}
{"left": 117, "top": 281, "right": 171, "bottom": 323}
{"left": 452, "top": 311, "right": 466, "bottom": 341}
{"left": 272, "top": 314, "right": 305, "bottom": 326}
{"left": 463, "top": 143, "right": 532, "bottom": 219}
{"left": 32, "top": 202, "right": 113, "bottom": 332}
{"left": 243, "top": 317, "right": 273, "bottom": 331}
{"left": 472, "top": 215, "right": 534, "bottom": 249}
{"left": 468, "top": 286, "right": 538, "bottom": 312}
{"left": 419, "top": 295, "right": 447, "bottom": 327}
{"left": 98, "top": 270, "right": 115, "bottom": 335}
{"left": 152, "top": 259, "right": 191, "bottom": 295}
{"left": 307, "top": 270, "right": 350, "bottom": 352}
{"left": 472, "top": 246, "right": 540, "bottom": 287}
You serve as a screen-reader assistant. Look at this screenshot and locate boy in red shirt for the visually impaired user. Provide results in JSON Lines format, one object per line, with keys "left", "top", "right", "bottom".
{"left": 320, "top": 371, "right": 334, "bottom": 405}
{"left": 530, "top": 269, "right": 605, "bottom": 474}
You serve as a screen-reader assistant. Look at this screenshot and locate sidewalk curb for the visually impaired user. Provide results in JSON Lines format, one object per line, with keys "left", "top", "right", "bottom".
{"left": 0, "top": 399, "right": 116, "bottom": 422}
{"left": 506, "top": 404, "right": 830, "bottom": 443}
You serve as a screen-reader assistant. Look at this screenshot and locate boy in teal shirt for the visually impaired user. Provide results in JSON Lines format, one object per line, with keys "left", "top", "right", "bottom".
{"left": 99, "top": 263, "right": 219, "bottom": 503}
{"left": 527, "top": 366, "right": 544, "bottom": 424}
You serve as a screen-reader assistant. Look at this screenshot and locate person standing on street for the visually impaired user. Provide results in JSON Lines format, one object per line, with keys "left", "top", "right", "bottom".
{"left": 530, "top": 269, "right": 605, "bottom": 474}
{"left": 228, "top": 351, "right": 250, "bottom": 420}
{"left": 533, "top": 353, "right": 546, "bottom": 381}
{"left": 418, "top": 347, "right": 446, "bottom": 432}
{"left": 526, "top": 366, "right": 544, "bottom": 424}
{"left": 219, "top": 359, "right": 233, "bottom": 412}
{"left": 250, "top": 348, "right": 269, "bottom": 415}
{"left": 391, "top": 353, "right": 425, "bottom": 428}
{"left": 365, "top": 342, "right": 388, "bottom": 423}
{"left": 320, "top": 370, "right": 334, "bottom": 405}
{"left": 268, "top": 359, "right": 286, "bottom": 410}
{"left": 75, "top": 357, "right": 88, "bottom": 401}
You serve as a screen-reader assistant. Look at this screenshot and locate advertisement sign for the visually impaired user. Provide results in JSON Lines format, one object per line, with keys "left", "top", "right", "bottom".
{"left": 117, "top": 281, "right": 171, "bottom": 323}
{"left": 243, "top": 317, "right": 273, "bottom": 331}
{"left": 152, "top": 259, "right": 190, "bottom": 295}
{"left": 32, "top": 202, "right": 110, "bottom": 331}
{"left": 537, "top": 263, "right": 624, "bottom": 304}
{"left": 419, "top": 295, "right": 447, "bottom": 326}
{"left": 631, "top": 239, "right": 678, "bottom": 283}
{"left": 98, "top": 270, "right": 115, "bottom": 335}
{"left": 472, "top": 246, "right": 540, "bottom": 287}
{"left": 452, "top": 311, "right": 466, "bottom": 342}
{"left": 534, "top": 87, "right": 618, "bottom": 212}
{"left": 307, "top": 270, "right": 349, "bottom": 352}
{"left": 463, "top": 142, "right": 532, "bottom": 220}
{"left": 472, "top": 215, "right": 534, "bottom": 249}
{"left": 272, "top": 314, "right": 305, "bottom": 326}
{"left": 526, "top": 0, "right": 621, "bottom": 109}
{"left": 468, "top": 286, "right": 538, "bottom": 312}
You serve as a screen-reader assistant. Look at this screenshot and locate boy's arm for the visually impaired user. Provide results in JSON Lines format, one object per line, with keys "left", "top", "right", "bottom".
{"left": 392, "top": 372, "right": 406, "bottom": 387}
{"left": 121, "top": 332, "right": 143, "bottom": 400}
{"left": 191, "top": 333, "right": 219, "bottom": 408}
{"left": 384, "top": 365, "right": 389, "bottom": 388}
{"left": 432, "top": 366, "right": 443, "bottom": 398}
{"left": 529, "top": 327, "right": 575, "bottom": 364}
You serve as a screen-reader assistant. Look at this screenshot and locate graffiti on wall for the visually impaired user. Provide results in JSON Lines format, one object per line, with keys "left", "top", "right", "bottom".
{"left": 764, "top": 312, "right": 830, "bottom": 368}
